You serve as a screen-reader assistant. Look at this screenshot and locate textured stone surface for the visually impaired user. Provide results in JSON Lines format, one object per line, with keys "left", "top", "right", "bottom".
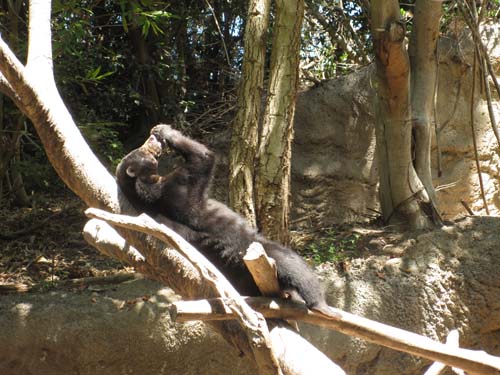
{"left": 0, "top": 279, "right": 256, "bottom": 375}
{"left": 292, "top": 65, "right": 378, "bottom": 227}
{"left": 301, "top": 216, "right": 500, "bottom": 374}
{"left": 291, "top": 25, "right": 500, "bottom": 226}
{"left": 1, "top": 218, "right": 499, "bottom": 375}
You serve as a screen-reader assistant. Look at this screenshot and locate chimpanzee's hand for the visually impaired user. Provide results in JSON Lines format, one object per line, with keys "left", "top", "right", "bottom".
{"left": 150, "top": 124, "right": 181, "bottom": 149}
{"left": 142, "top": 135, "right": 162, "bottom": 157}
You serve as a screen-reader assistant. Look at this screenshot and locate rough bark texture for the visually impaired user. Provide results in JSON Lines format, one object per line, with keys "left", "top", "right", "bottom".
{"left": 256, "top": 0, "right": 304, "bottom": 243}
{"left": 371, "top": 1, "right": 433, "bottom": 229}
{"left": 229, "top": 0, "right": 270, "bottom": 227}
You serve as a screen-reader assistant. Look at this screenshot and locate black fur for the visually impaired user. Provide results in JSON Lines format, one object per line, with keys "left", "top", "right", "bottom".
{"left": 116, "top": 124, "right": 332, "bottom": 315}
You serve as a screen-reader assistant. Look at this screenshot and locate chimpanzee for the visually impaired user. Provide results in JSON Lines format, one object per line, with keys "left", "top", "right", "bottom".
{"left": 116, "top": 124, "right": 335, "bottom": 317}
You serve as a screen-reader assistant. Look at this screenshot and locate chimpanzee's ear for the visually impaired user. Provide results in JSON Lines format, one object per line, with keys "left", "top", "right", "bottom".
{"left": 126, "top": 166, "right": 137, "bottom": 177}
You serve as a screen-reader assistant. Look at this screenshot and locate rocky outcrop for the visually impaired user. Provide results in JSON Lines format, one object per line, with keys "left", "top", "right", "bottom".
{"left": 292, "top": 66, "right": 378, "bottom": 227}
{"left": 0, "top": 280, "right": 256, "bottom": 375}
{"left": 292, "top": 24, "right": 500, "bottom": 227}
{"left": 303, "top": 216, "right": 500, "bottom": 374}
{"left": 1, "top": 217, "right": 499, "bottom": 375}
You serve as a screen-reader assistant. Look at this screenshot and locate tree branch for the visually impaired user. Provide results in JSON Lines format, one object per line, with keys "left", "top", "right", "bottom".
{"left": 424, "top": 330, "right": 464, "bottom": 375}
{"left": 83, "top": 219, "right": 146, "bottom": 264}
{"left": 243, "top": 242, "right": 281, "bottom": 296}
{"left": 0, "top": 72, "right": 23, "bottom": 111}
{"left": 457, "top": 0, "right": 500, "bottom": 153}
{"left": 170, "top": 297, "right": 500, "bottom": 375}
{"left": 0, "top": 36, "right": 33, "bottom": 110}
{"left": 27, "top": 0, "right": 53, "bottom": 71}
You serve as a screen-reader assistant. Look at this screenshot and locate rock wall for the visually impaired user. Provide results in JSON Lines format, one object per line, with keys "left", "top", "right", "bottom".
{"left": 292, "top": 66, "right": 378, "bottom": 227}
{"left": 302, "top": 216, "right": 500, "bottom": 374}
{"left": 0, "top": 279, "right": 256, "bottom": 375}
{"left": 0, "top": 280, "right": 255, "bottom": 375}
{"left": 291, "top": 24, "right": 500, "bottom": 227}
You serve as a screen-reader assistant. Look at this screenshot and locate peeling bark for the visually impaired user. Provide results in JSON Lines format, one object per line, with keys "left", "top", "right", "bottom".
{"left": 256, "top": 0, "right": 304, "bottom": 243}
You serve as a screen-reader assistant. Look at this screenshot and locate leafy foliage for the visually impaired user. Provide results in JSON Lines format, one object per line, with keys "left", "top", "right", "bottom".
{"left": 302, "top": 0, "right": 371, "bottom": 80}
{"left": 303, "top": 229, "right": 361, "bottom": 265}
{"left": 2, "top": 0, "right": 497, "bottom": 203}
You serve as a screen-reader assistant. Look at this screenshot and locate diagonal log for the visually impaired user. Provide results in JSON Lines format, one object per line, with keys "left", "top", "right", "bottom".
{"left": 85, "top": 208, "right": 282, "bottom": 375}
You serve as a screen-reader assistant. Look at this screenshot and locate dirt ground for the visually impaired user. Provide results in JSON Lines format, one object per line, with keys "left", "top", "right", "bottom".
{"left": 0, "top": 193, "right": 412, "bottom": 294}
{"left": 0, "top": 194, "right": 128, "bottom": 293}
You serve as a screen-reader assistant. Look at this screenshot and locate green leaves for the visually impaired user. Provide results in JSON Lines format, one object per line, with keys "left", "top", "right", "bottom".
{"left": 85, "top": 66, "right": 115, "bottom": 82}
{"left": 118, "top": 0, "right": 176, "bottom": 37}
{"left": 304, "top": 229, "right": 361, "bottom": 265}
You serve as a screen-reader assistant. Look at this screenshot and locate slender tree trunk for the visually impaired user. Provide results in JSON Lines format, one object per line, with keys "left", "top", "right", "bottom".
{"left": 0, "top": 93, "right": 6, "bottom": 203}
{"left": 256, "top": 0, "right": 304, "bottom": 243}
{"left": 127, "top": 26, "right": 161, "bottom": 133}
{"left": 0, "top": 0, "right": 30, "bottom": 206}
{"left": 371, "top": 1, "right": 436, "bottom": 229}
{"left": 174, "top": 11, "right": 188, "bottom": 127}
{"left": 409, "top": 0, "right": 443, "bottom": 205}
{"left": 229, "top": 0, "right": 271, "bottom": 227}
{"left": 11, "top": 116, "right": 30, "bottom": 206}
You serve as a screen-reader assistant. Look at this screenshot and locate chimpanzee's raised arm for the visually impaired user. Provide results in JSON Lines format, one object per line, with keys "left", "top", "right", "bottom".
{"left": 150, "top": 124, "right": 215, "bottom": 221}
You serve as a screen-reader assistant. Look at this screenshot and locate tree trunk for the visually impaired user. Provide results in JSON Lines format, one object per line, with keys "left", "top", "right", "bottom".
{"left": 127, "top": 26, "right": 161, "bottom": 133}
{"left": 0, "top": 93, "right": 7, "bottom": 203}
{"left": 256, "top": 0, "right": 304, "bottom": 243}
{"left": 0, "top": 0, "right": 29, "bottom": 207}
{"left": 11, "top": 116, "right": 30, "bottom": 207}
{"left": 409, "top": 0, "right": 443, "bottom": 205}
{"left": 229, "top": 0, "right": 271, "bottom": 227}
{"left": 371, "top": 1, "right": 437, "bottom": 229}
{"left": 174, "top": 11, "right": 188, "bottom": 127}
